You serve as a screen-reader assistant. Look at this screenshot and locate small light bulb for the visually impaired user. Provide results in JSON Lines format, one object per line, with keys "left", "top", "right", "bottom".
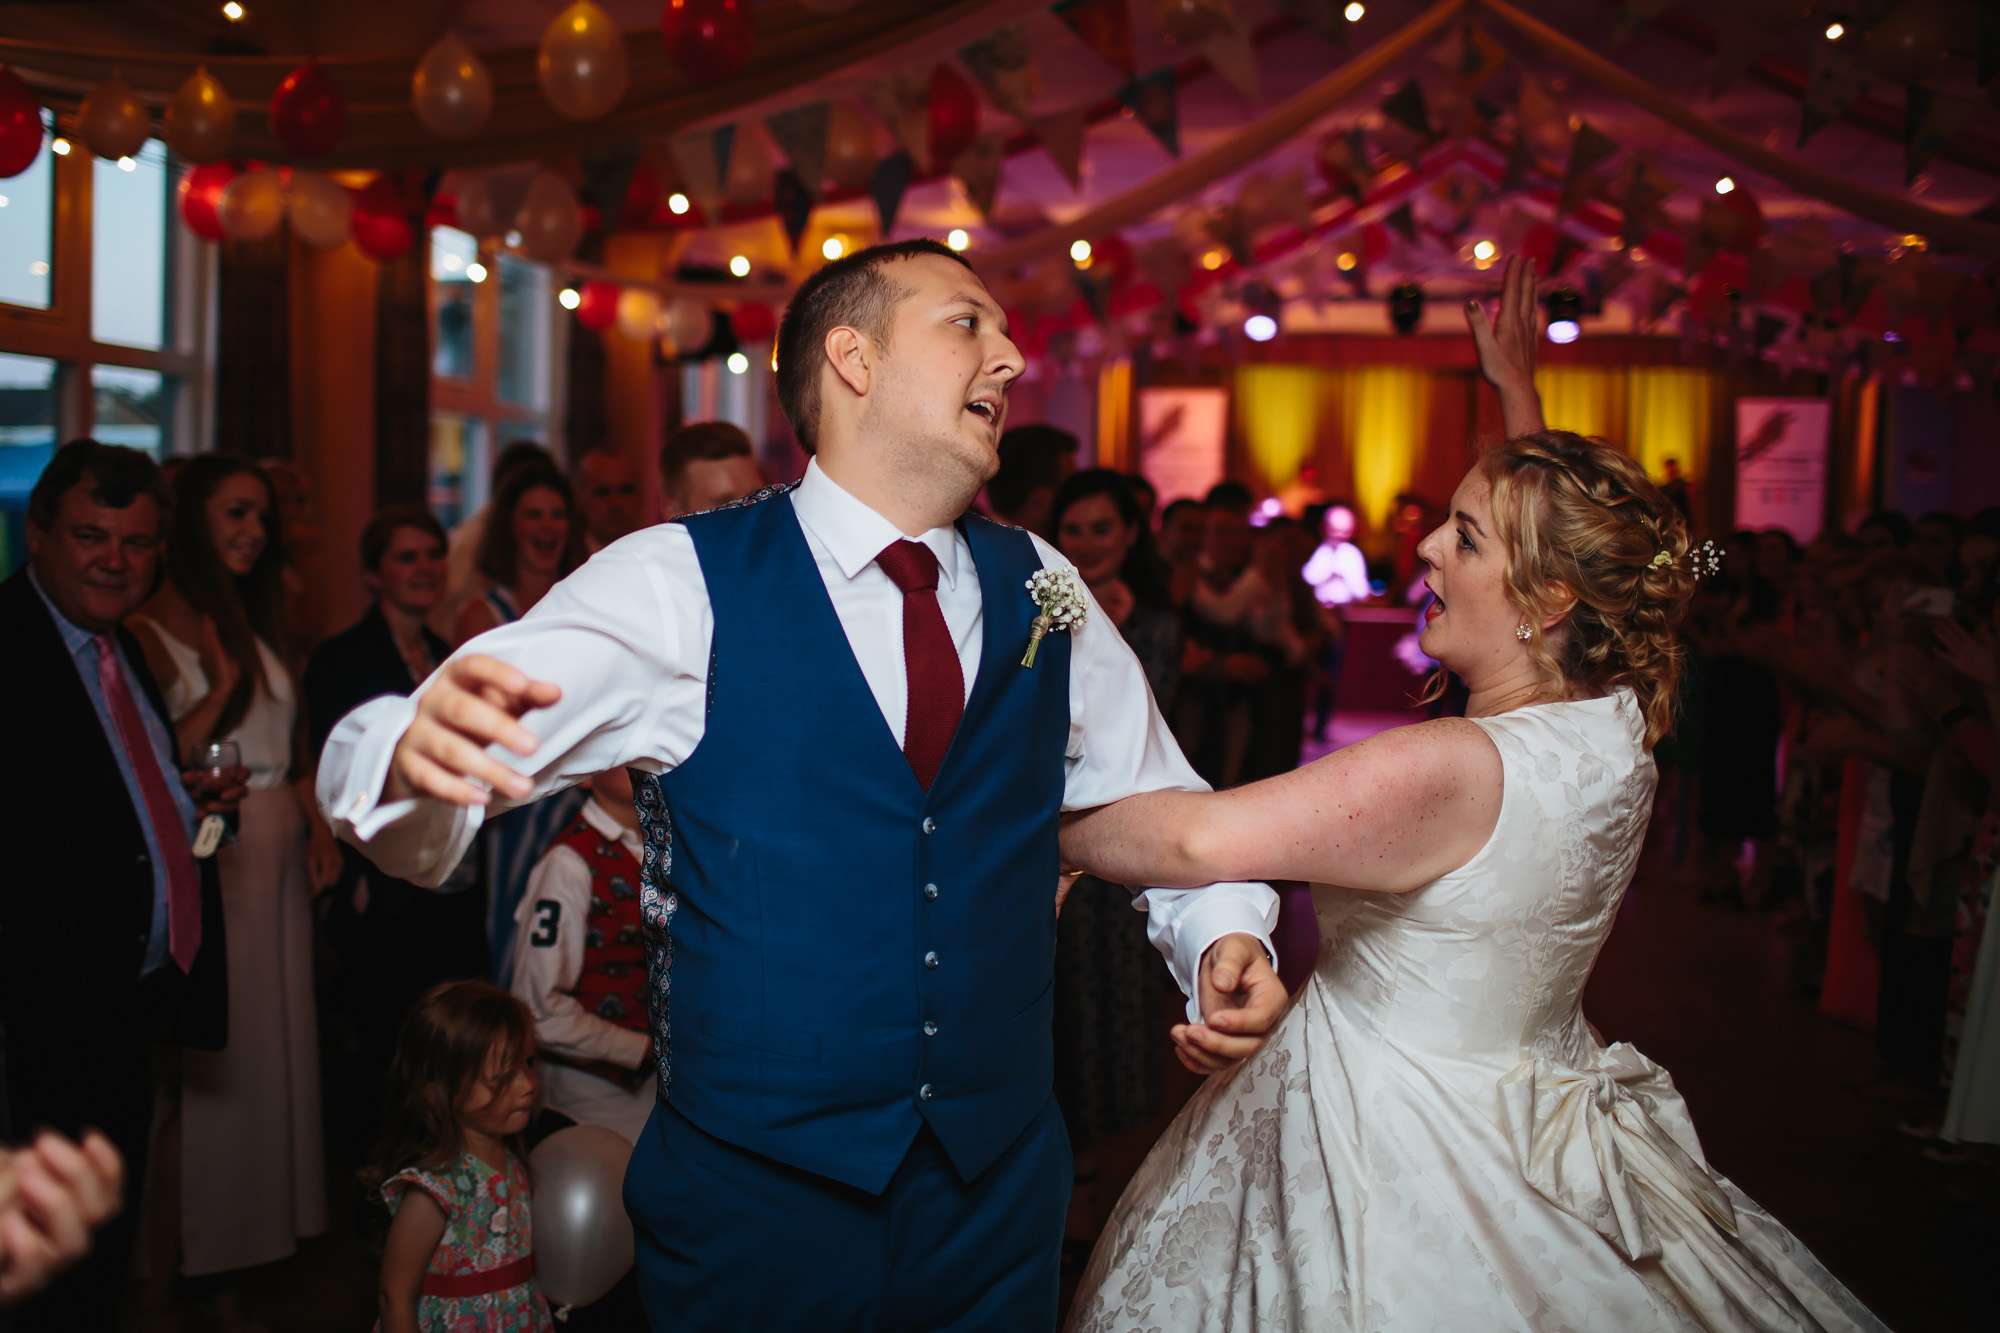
{"left": 1344, "top": 1, "right": 1365, "bottom": 21}
{"left": 729, "top": 255, "right": 751, "bottom": 278}
{"left": 1200, "top": 247, "right": 1227, "bottom": 271}
{"left": 821, "top": 235, "right": 846, "bottom": 261}
{"left": 116, "top": 156, "right": 137, "bottom": 173}
{"left": 726, "top": 352, "right": 749, "bottom": 375}
{"left": 1472, "top": 239, "right": 1497, "bottom": 262}
{"left": 221, "top": 1, "right": 246, "bottom": 21}
{"left": 667, "top": 192, "right": 690, "bottom": 216}
{"left": 0, "top": 195, "right": 10, "bottom": 207}
{"left": 1714, "top": 176, "right": 1735, "bottom": 195}
{"left": 558, "top": 287, "right": 582, "bottom": 310}
{"left": 50, "top": 137, "right": 71, "bottom": 157}
{"left": 504, "top": 229, "right": 522, "bottom": 248}
{"left": 465, "top": 261, "right": 488, "bottom": 284}
{"left": 1335, "top": 251, "right": 1358, "bottom": 272}
{"left": 1824, "top": 21, "right": 1845, "bottom": 41}
{"left": 1069, "top": 238, "right": 1093, "bottom": 265}
{"left": 946, "top": 228, "right": 970, "bottom": 252}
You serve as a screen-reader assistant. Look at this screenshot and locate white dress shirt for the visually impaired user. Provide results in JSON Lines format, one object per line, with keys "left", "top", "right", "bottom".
{"left": 1303, "top": 539, "right": 1371, "bottom": 607}
{"left": 320, "top": 460, "right": 1278, "bottom": 1018}
{"left": 508, "top": 796, "right": 655, "bottom": 1143}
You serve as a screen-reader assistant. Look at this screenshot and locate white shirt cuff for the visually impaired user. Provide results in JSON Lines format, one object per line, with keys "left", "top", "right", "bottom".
{"left": 1139, "top": 882, "right": 1281, "bottom": 1024}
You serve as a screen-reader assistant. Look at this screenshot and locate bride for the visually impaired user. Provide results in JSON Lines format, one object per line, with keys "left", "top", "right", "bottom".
{"left": 1059, "top": 262, "right": 1885, "bottom": 1332}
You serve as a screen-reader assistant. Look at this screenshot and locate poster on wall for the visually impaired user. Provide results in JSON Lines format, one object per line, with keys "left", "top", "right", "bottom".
{"left": 1137, "top": 386, "right": 1229, "bottom": 503}
{"left": 1734, "top": 397, "right": 1829, "bottom": 542}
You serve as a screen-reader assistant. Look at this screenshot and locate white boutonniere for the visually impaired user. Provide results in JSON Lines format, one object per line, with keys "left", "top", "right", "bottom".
{"left": 1021, "top": 567, "right": 1089, "bottom": 668}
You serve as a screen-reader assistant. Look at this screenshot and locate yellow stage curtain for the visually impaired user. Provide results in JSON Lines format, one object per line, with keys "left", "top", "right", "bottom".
{"left": 1532, "top": 366, "right": 1713, "bottom": 483}
{"left": 1343, "top": 367, "right": 1430, "bottom": 531}
{"left": 1096, "top": 357, "right": 1134, "bottom": 470}
{"left": 1236, "top": 365, "right": 1323, "bottom": 494}
{"left": 1534, "top": 367, "right": 1626, "bottom": 443}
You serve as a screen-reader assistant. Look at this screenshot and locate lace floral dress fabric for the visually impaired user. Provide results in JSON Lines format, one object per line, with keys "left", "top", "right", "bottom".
{"left": 1069, "top": 690, "right": 1886, "bottom": 1332}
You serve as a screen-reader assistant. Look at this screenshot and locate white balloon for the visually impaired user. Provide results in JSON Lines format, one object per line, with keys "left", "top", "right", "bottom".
{"left": 413, "top": 31, "right": 495, "bottom": 140}
{"left": 659, "top": 298, "right": 713, "bottom": 354}
{"left": 529, "top": 1126, "right": 634, "bottom": 1310}
{"left": 514, "top": 170, "right": 583, "bottom": 263}
{"left": 287, "top": 170, "right": 353, "bottom": 249}
{"left": 450, "top": 173, "right": 500, "bottom": 237}
{"left": 217, "top": 169, "right": 286, "bottom": 242}
{"left": 614, "top": 287, "right": 661, "bottom": 341}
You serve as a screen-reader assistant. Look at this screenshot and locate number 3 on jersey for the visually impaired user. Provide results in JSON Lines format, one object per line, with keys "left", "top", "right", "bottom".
{"left": 530, "top": 899, "right": 561, "bottom": 947}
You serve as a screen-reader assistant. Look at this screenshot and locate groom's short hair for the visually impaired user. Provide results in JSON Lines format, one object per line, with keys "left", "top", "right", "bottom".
{"left": 775, "top": 238, "right": 975, "bottom": 456}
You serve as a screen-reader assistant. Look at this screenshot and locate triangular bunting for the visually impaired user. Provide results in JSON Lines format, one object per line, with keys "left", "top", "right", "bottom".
{"left": 959, "top": 26, "right": 1039, "bottom": 121}
{"left": 1384, "top": 202, "right": 1419, "bottom": 245}
{"left": 1281, "top": 0, "right": 1350, "bottom": 45}
{"left": 1515, "top": 72, "right": 1568, "bottom": 162}
{"left": 952, "top": 133, "right": 1007, "bottom": 221}
{"left": 869, "top": 150, "right": 914, "bottom": 233}
{"left": 866, "top": 72, "right": 931, "bottom": 165}
{"left": 773, "top": 169, "right": 812, "bottom": 254}
{"left": 1457, "top": 24, "right": 1507, "bottom": 88}
{"left": 1500, "top": 131, "right": 1538, "bottom": 191}
{"left": 1557, "top": 121, "right": 1618, "bottom": 215}
{"left": 1033, "top": 109, "right": 1088, "bottom": 189}
{"left": 1315, "top": 127, "right": 1371, "bottom": 203}
{"left": 1159, "top": 0, "right": 1233, "bottom": 48}
{"left": 1052, "top": 0, "right": 1135, "bottom": 78}
{"left": 712, "top": 125, "right": 737, "bottom": 199}
{"left": 1379, "top": 78, "right": 1433, "bottom": 142}
{"left": 1119, "top": 70, "right": 1181, "bottom": 157}
{"left": 1203, "top": 17, "right": 1262, "bottom": 105}
{"left": 669, "top": 131, "right": 725, "bottom": 221}
{"left": 1905, "top": 83, "right": 1973, "bottom": 186}
{"left": 1801, "top": 42, "right": 1867, "bottom": 148}
{"left": 765, "top": 102, "right": 831, "bottom": 203}
{"left": 1705, "top": 9, "right": 1769, "bottom": 99}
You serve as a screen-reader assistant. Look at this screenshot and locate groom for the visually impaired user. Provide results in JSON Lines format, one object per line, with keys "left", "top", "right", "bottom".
{"left": 318, "top": 239, "right": 1285, "bottom": 1328}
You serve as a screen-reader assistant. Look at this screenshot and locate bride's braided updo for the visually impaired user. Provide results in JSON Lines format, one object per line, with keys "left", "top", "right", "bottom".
{"left": 1481, "top": 430, "right": 1696, "bottom": 747}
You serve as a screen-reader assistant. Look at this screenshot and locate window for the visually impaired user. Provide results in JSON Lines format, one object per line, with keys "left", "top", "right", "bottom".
{"left": 0, "top": 352, "right": 59, "bottom": 572}
{"left": 0, "top": 117, "right": 54, "bottom": 311}
{"left": 427, "top": 228, "right": 562, "bottom": 527}
{"left": 91, "top": 138, "right": 171, "bottom": 351}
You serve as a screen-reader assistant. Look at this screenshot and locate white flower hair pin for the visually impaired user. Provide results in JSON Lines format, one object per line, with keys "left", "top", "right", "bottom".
{"left": 1021, "top": 568, "right": 1089, "bottom": 668}
{"left": 1651, "top": 540, "right": 1724, "bottom": 580}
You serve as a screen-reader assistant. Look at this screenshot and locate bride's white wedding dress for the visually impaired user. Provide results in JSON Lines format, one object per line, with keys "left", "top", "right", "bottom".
{"left": 1070, "top": 690, "right": 1885, "bottom": 1332}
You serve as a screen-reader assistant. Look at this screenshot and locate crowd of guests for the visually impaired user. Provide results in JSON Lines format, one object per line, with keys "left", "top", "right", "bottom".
{"left": 7, "top": 414, "right": 1996, "bottom": 1327}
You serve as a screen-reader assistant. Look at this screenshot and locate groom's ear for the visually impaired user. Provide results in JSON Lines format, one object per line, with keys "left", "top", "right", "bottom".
{"left": 826, "top": 325, "right": 872, "bottom": 401}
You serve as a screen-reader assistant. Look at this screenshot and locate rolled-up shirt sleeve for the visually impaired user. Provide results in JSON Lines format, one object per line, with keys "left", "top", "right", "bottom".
{"left": 1032, "top": 535, "right": 1281, "bottom": 1021}
{"left": 316, "top": 526, "right": 712, "bottom": 888}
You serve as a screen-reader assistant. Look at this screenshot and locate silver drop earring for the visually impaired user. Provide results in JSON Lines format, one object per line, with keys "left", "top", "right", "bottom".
{"left": 1515, "top": 623, "right": 1532, "bottom": 641}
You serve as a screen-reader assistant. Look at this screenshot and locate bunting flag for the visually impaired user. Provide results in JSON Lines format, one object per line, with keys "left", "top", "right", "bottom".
{"left": 1033, "top": 109, "right": 1088, "bottom": 189}
{"left": 1119, "top": 70, "right": 1181, "bottom": 157}
{"left": 1456, "top": 23, "right": 1507, "bottom": 89}
{"left": 1315, "top": 127, "right": 1371, "bottom": 203}
{"left": 953, "top": 133, "right": 1007, "bottom": 220}
{"left": 1800, "top": 41, "right": 1867, "bottom": 147}
{"left": 959, "top": 26, "right": 1039, "bottom": 120}
{"left": 1156, "top": 0, "right": 1234, "bottom": 47}
{"left": 1705, "top": 8, "right": 1770, "bottom": 99}
{"left": 1500, "top": 130, "right": 1538, "bottom": 191}
{"left": 1384, "top": 201, "right": 1419, "bottom": 245}
{"left": 1594, "top": 250, "right": 1636, "bottom": 300}
{"left": 1281, "top": 0, "right": 1351, "bottom": 45}
{"left": 578, "top": 145, "right": 640, "bottom": 228}
{"left": 1905, "top": 85, "right": 1974, "bottom": 186}
{"left": 1379, "top": 78, "right": 1434, "bottom": 142}
{"left": 1515, "top": 72, "right": 1569, "bottom": 163}
{"left": 773, "top": 169, "right": 813, "bottom": 254}
{"left": 669, "top": 129, "right": 728, "bottom": 221}
{"left": 1610, "top": 156, "right": 1671, "bottom": 249}
{"left": 869, "top": 150, "right": 915, "bottom": 233}
{"left": 722, "top": 124, "right": 774, "bottom": 208}
{"left": 1203, "top": 15, "right": 1263, "bottom": 104}
{"left": 866, "top": 72, "right": 931, "bottom": 165}
{"left": 765, "top": 103, "right": 831, "bottom": 203}
{"left": 1207, "top": 203, "right": 1256, "bottom": 266}
{"left": 1557, "top": 121, "right": 1618, "bottom": 216}
{"left": 1053, "top": 0, "right": 1136, "bottom": 78}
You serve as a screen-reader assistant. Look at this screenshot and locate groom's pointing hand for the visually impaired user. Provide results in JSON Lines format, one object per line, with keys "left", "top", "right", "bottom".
{"left": 1173, "top": 934, "right": 1287, "bottom": 1076}
{"left": 384, "top": 654, "right": 562, "bottom": 807}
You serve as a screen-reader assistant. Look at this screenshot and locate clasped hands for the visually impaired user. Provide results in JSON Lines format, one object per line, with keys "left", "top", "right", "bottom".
{"left": 0, "top": 1131, "right": 123, "bottom": 1306}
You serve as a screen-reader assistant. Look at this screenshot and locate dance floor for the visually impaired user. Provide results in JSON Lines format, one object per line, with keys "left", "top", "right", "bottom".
{"left": 231, "top": 710, "right": 1989, "bottom": 1332}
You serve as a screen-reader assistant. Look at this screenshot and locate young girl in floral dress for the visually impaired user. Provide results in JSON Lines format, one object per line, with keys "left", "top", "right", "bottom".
{"left": 372, "top": 981, "right": 553, "bottom": 1333}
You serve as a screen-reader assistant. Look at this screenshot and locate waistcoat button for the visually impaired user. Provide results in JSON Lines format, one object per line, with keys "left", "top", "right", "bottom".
{"left": 921, "top": 816, "right": 936, "bottom": 834}
{"left": 918, "top": 1083, "right": 935, "bottom": 1102}
{"left": 923, "top": 1020, "right": 939, "bottom": 1037}
{"left": 923, "top": 950, "right": 940, "bottom": 970}
{"left": 922, "top": 882, "right": 939, "bottom": 901}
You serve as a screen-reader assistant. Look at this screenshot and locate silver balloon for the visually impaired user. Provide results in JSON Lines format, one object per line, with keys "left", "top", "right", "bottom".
{"left": 217, "top": 169, "right": 286, "bottom": 242}
{"left": 412, "top": 31, "right": 494, "bottom": 140}
{"left": 450, "top": 172, "right": 501, "bottom": 237}
{"left": 529, "top": 1125, "right": 634, "bottom": 1309}
{"left": 287, "top": 170, "right": 352, "bottom": 249}
{"left": 514, "top": 169, "right": 583, "bottom": 262}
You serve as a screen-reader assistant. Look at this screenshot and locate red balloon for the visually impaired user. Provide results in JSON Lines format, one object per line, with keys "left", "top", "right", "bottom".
{"left": 425, "top": 194, "right": 459, "bottom": 231}
{"left": 1089, "top": 234, "right": 1135, "bottom": 290}
{"left": 0, "top": 66, "right": 44, "bottom": 179}
{"left": 177, "top": 162, "right": 239, "bottom": 242}
{"left": 732, "top": 302, "right": 776, "bottom": 342}
{"left": 660, "top": 0, "right": 757, "bottom": 85}
{"left": 927, "top": 64, "right": 980, "bottom": 172}
{"left": 270, "top": 61, "right": 347, "bottom": 158}
{"left": 577, "top": 281, "right": 622, "bottom": 332}
{"left": 351, "top": 177, "right": 413, "bottom": 262}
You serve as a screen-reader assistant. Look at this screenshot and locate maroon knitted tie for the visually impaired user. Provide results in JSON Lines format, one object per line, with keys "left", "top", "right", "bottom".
{"left": 875, "top": 540, "right": 964, "bottom": 789}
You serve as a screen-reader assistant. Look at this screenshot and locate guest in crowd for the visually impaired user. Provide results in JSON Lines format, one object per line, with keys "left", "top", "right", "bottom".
{"left": 258, "top": 458, "right": 318, "bottom": 646}
{"left": 0, "top": 1131, "right": 126, "bottom": 1309}
{"left": 1301, "top": 499, "right": 1369, "bottom": 743}
{"left": 572, "top": 446, "right": 645, "bottom": 555}
{"left": 2, "top": 441, "right": 232, "bottom": 1330}
{"left": 1156, "top": 497, "right": 1206, "bottom": 606}
{"left": 986, "top": 423, "right": 1076, "bottom": 540}
{"left": 129, "top": 454, "right": 326, "bottom": 1321}
{"left": 508, "top": 767, "right": 654, "bottom": 1145}
{"left": 657, "top": 421, "right": 765, "bottom": 520}
{"left": 439, "top": 440, "right": 556, "bottom": 639}
{"left": 303, "top": 506, "right": 484, "bottom": 1162}
{"left": 1047, "top": 471, "right": 1186, "bottom": 1246}
{"left": 1174, "top": 483, "right": 1284, "bottom": 788}
{"left": 1658, "top": 456, "right": 1693, "bottom": 522}
{"left": 1125, "top": 471, "right": 1158, "bottom": 529}
{"left": 1247, "top": 517, "right": 1322, "bottom": 780}
{"left": 456, "top": 463, "right": 589, "bottom": 969}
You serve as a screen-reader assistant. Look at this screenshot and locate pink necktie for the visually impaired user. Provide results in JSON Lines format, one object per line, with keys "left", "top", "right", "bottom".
{"left": 95, "top": 635, "right": 202, "bottom": 973}
{"left": 875, "top": 540, "right": 964, "bottom": 790}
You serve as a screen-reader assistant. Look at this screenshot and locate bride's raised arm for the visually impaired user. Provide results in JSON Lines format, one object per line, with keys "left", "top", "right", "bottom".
{"left": 1061, "top": 716, "right": 1503, "bottom": 894}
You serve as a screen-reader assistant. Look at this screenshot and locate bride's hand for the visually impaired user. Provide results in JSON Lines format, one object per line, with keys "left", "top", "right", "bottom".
{"left": 1466, "top": 256, "right": 1546, "bottom": 436}
{"left": 1172, "top": 934, "right": 1287, "bottom": 1076}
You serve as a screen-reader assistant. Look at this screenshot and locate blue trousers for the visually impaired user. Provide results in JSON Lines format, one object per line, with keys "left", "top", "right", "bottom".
{"left": 624, "top": 1097, "right": 1071, "bottom": 1331}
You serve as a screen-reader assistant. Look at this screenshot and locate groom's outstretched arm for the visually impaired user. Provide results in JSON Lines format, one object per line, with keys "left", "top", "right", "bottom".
{"left": 1029, "top": 536, "right": 1286, "bottom": 1073}
{"left": 317, "top": 527, "right": 711, "bottom": 886}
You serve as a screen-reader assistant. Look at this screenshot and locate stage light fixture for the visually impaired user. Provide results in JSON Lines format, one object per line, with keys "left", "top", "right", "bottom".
{"left": 727, "top": 352, "right": 750, "bottom": 375}
{"left": 947, "top": 228, "right": 970, "bottom": 252}
{"left": 1714, "top": 175, "right": 1736, "bottom": 195}
{"left": 1387, "top": 283, "right": 1424, "bottom": 335}
{"left": 558, "top": 288, "right": 581, "bottom": 310}
{"left": 729, "top": 255, "right": 752, "bottom": 277}
{"left": 1244, "top": 314, "right": 1278, "bottom": 342}
{"left": 1544, "top": 286, "right": 1583, "bottom": 344}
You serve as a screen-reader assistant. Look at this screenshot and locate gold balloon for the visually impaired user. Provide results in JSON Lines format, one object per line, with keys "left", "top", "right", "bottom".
{"left": 78, "top": 76, "right": 150, "bottom": 162}
{"left": 824, "top": 100, "right": 875, "bottom": 192}
{"left": 514, "top": 169, "right": 583, "bottom": 262}
{"left": 164, "top": 67, "right": 236, "bottom": 164}
{"left": 614, "top": 287, "right": 661, "bottom": 342}
{"left": 413, "top": 31, "right": 494, "bottom": 140}
{"left": 538, "top": 1, "right": 629, "bottom": 122}
{"left": 287, "top": 170, "right": 353, "bottom": 249}
{"left": 217, "top": 168, "right": 286, "bottom": 242}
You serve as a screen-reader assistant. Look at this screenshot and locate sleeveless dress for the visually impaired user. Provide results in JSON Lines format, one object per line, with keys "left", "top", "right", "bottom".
{"left": 1069, "top": 690, "right": 1885, "bottom": 1332}
{"left": 379, "top": 1151, "right": 553, "bottom": 1332}
{"left": 136, "top": 617, "right": 327, "bottom": 1275}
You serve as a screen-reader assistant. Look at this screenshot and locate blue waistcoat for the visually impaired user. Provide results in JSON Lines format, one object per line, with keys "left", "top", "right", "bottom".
{"left": 631, "top": 487, "right": 1071, "bottom": 1195}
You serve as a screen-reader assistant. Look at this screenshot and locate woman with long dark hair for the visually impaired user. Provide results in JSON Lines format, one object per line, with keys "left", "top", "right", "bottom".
{"left": 131, "top": 455, "right": 325, "bottom": 1324}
